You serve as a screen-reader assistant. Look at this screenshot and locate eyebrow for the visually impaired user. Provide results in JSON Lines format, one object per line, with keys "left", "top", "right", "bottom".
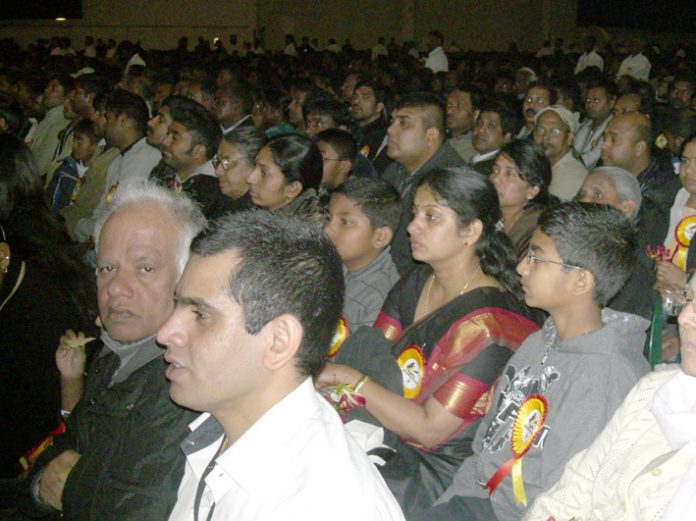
{"left": 528, "top": 244, "right": 542, "bottom": 254}
{"left": 175, "top": 295, "right": 216, "bottom": 313}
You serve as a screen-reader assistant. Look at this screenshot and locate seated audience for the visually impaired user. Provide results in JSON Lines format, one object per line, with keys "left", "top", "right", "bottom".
{"left": 158, "top": 210, "right": 406, "bottom": 521}
{"left": 318, "top": 168, "right": 539, "bottom": 513}
{"left": 413, "top": 203, "right": 649, "bottom": 521}
{"left": 490, "top": 139, "right": 554, "bottom": 260}
{"left": 523, "top": 276, "right": 696, "bottom": 521}
{"left": 251, "top": 87, "right": 295, "bottom": 138}
{"left": 324, "top": 177, "right": 400, "bottom": 331}
{"left": 316, "top": 128, "right": 359, "bottom": 189}
{"left": 247, "top": 133, "right": 327, "bottom": 222}
{"left": 470, "top": 102, "right": 518, "bottom": 175}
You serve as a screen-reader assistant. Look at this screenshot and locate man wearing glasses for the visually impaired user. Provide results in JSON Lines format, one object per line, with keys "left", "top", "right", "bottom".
{"left": 573, "top": 78, "right": 618, "bottom": 170}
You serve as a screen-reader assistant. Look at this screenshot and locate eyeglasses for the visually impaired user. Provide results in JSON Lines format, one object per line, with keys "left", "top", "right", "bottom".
{"left": 212, "top": 154, "right": 250, "bottom": 171}
{"left": 525, "top": 248, "right": 584, "bottom": 270}
{"left": 532, "top": 126, "right": 565, "bottom": 139}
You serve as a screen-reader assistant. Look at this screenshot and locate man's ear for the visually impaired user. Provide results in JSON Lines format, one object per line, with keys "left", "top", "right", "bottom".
{"left": 571, "top": 269, "right": 596, "bottom": 298}
{"left": 376, "top": 102, "right": 385, "bottom": 115}
{"left": 262, "top": 313, "right": 303, "bottom": 371}
{"left": 503, "top": 131, "right": 513, "bottom": 144}
{"left": 618, "top": 199, "right": 637, "bottom": 218}
{"left": 472, "top": 109, "right": 481, "bottom": 124}
{"left": 192, "top": 143, "right": 206, "bottom": 162}
{"left": 371, "top": 226, "right": 393, "bottom": 249}
{"left": 284, "top": 180, "right": 303, "bottom": 199}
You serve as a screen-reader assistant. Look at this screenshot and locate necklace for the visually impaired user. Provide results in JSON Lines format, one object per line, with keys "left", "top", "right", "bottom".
{"left": 424, "top": 265, "right": 481, "bottom": 315}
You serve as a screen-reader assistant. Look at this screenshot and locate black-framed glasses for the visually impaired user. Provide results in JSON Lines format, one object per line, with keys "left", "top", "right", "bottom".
{"left": 525, "top": 248, "right": 584, "bottom": 270}
{"left": 212, "top": 154, "right": 250, "bottom": 171}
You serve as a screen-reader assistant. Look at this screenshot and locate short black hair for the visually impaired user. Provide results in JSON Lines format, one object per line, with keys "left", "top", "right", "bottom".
{"left": 479, "top": 100, "right": 521, "bottom": 138}
{"left": 303, "top": 95, "right": 351, "bottom": 127}
{"left": 217, "top": 81, "right": 254, "bottom": 115}
{"left": 105, "top": 88, "right": 150, "bottom": 134}
{"left": 393, "top": 92, "right": 445, "bottom": 137}
{"left": 333, "top": 177, "right": 400, "bottom": 232}
{"left": 255, "top": 87, "right": 291, "bottom": 113}
{"left": 74, "top": 74, "right": 109, "bottom": 100}
{"left": 169, "top": 97, "right": 222, "bottom": 160}
{"left": 537, "top": 202, "right": 636, "bottom": 306}
{"left": 316, "top": 128, "right": 357, "bottom": 161}
{"left": 525, "top": 81, "right": 558, "bottom": 105}
{"left": 586, "top": 77, "right": 619, "bottom": 101}
{"left": 449, "top": 82, "right": 485, "bottom": 111}
{"left": 191, "top": 210, "right": 344, "bottom": 378}
{"left": 73, "top": 118, "right": 100, "bottom": 143}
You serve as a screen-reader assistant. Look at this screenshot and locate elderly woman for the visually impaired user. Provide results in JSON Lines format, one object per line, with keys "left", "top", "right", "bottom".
{"left": 523, "top": 276, "right": 696, "bottom": 521}
{"left": 212, "top": 126, "right": 264, "bottom": 214}
{"left": 578, "top": 166, "right": 654, "bottom": 319}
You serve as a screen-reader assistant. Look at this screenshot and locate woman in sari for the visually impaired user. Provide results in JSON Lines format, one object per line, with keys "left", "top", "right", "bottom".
{"left": 317, "top": 167, "right": 539, "bottom": 513}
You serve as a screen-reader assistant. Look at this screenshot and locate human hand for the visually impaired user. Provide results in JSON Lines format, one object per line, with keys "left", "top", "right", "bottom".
{"left": 655, "top": 261, "right": 687, "bottom": 288}
{"left": 315, "top": 363, "right": 361, "bottom": 389}
{"left": 55, "top": 330, "right": 94, "bottom": 380}
{"left": 39, "top": 450, "right": 81, "bottom": 511}
{"left": 661, "top": 334, "right": 681, "bottom": 361}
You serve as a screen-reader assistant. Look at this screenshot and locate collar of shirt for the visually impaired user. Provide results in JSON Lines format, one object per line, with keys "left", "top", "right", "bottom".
{"left": 221, "top": 114, "right": 252, "bottom": 135}
{"left": 471, "top": 149, "right": 499, "bottom": 164}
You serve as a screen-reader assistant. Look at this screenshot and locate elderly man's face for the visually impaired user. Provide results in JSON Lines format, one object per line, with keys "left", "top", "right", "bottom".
{"left": 533, "top": 111, "right": 572, "bottom": 164}
{"left": 96, "top": 203, "right": 181, "bottom": 343}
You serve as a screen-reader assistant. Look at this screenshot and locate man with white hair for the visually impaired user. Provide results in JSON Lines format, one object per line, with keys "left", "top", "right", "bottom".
{"left": 579, "top": 166, "right": 655, "bottom": 319}
{"left": 533, "top": 105, "right": 588, "bottom": 200}
{"left": 23, "top": 182, "right": 206, "bottom": 520}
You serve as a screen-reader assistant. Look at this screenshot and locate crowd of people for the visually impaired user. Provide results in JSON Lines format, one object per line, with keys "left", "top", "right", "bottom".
{"left": 1, "top": 28, "right": 696, "bottom": 521}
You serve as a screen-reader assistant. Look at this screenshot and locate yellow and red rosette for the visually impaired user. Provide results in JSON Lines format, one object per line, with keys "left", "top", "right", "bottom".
{"left": 397, "top": 345, "right": 425, "bottom": 400}
{"left": 671, "top": 215, "right": 696, "bottom": 269}
{"left": 327, "top": 316, "right": 349, "bottom": 360}
{"left": 484, "top": 394, "right": 548, "bottom": 506}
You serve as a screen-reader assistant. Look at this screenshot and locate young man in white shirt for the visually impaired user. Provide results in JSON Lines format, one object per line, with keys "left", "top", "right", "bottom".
{"left": 159, "top": 211, "right": 405, "bottom": 521}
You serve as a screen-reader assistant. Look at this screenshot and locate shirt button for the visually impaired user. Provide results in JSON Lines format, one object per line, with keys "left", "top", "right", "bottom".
{"left": 652, "top": 468, "right": 662, "bottom": 476}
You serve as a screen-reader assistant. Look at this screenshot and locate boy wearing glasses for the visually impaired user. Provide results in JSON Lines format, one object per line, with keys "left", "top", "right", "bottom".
{"left": 411, "top": 203, "right": 649, "bottom": 521}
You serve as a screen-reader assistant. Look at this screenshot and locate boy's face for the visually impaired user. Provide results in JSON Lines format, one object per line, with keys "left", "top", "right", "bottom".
{"left": 72, "top": 131, "right": 98, "bottom": 162}
{"left": 324, "top": 193, "right": 383, "bottom": 273}
{"left": 516, "top": 229, "right": 583, "bottom": 312}
{"left": 318, "top": 141, "right": 351, "bottom": 190}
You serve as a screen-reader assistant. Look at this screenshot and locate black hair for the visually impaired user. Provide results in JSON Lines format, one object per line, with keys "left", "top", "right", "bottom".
{"left": 0, "top": 134, "right": 96, "bottom": 323}
{"left": 333, "top": 177, "right": 400, "bottom": 232}
{"left": 586, "top": 77, "right": 619, "bottom": 101}
{"left": 217, "top": 81, "right": 254, "bottom": 115}
{"left": 316, "top": 128, "right": 357, "bottom": 161}
{"left": 479, "top": 100, "right": 521, "bottom": 138}
{"left": 105, "top": 88, "right": 150, "bottom": 134}
{"left": 74, "top": 74, "right": 109, "bottom": 100}
{"left": 191, "top": 210, "right": 344, "bottom": 378}
{"left": 254, "top": 87, "right": 291, "bottom": 113}
{"left": 265, "top": 134, "right": 323, "bottom": 191}
{"left": 221, "top": 126, "right": 266, "bottom": 169}
{"left": 393, "top": 91, "right": 445, "bottom": 137}
{"left": 449, "top": 82, "right": 485, "bottom": 111}
{"left": 552, "top": 80, "right": 581, "bottom": 112}
{"left": 73, "top": 118, "right": 100, "bottom": 143}
{"left": 0, "top": 97, "right": 24, "bottom": 137}
{"left": 498, "top": 140, "right": 553, "bottom": 207}
{"left": 353, "top": 77, "right": 390, "bottom": 108}
{"left": 415, "top": 167, "right": 523, "bottom": 299}
{"left": 537, "top": 202, "right": 636, "bottom": 306}
{"left": 303, "top": 95, "right": 351, "bottom": 127}
{"left": 525, "top": 81, "right": 558, "bottom": 105}
{"left": 169, "top": 97, "right": 222, "bottom": 160}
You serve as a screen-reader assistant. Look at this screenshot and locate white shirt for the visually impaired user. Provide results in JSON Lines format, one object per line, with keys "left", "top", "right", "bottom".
{"left": 617, "top": 52, "right": 651, "bottom": 81}
{"left": 573, "top": 116, "right": 612, "bottom": 170}
{"left": 168, "top": 379, "right": 405, "bottom": 521}
{"left": 574, "top": 49, "right": 604, "bottom": 74}
{"left": 425, "top": 46, "right": 448, "bottom": 73}
{"left": 471, "top": 149, "right": 499, "bottom": 165}
{"left": 221, "top": 114, "right": 252, "bottom": 135}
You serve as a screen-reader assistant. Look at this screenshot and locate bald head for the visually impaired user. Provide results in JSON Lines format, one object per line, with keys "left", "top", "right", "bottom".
{"left": 600, "top": 112, "right": 652, "bottom": 175}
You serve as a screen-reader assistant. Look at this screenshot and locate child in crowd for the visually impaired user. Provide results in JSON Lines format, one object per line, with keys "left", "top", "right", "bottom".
{"left": 316, "top": 128, "right": 358, "bottom": 190}
{"left": 324, "top": 177, "right": 400, "bottom": 331}
{"left": 316, "top": 127, "right": 378, "bottom": 189}
{"left": 46, "top": 118, "right": 100, "bottom": 212}
{"left": 412, "top": 203, "right": 650, "bottom": 521}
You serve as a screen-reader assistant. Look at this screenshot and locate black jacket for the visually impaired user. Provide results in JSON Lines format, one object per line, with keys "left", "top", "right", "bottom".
{"left": 27, "top": 338, "right": 196, "bottom": 521}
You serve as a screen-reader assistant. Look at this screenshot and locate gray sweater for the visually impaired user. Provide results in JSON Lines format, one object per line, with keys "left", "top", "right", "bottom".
{"left": 437, "top": 309, "right": 650, "bottom": 521}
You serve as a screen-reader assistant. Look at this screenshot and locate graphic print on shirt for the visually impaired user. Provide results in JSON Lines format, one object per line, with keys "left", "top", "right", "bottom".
{"left": 481, "top": 363, "right": 560, "bottom": 453}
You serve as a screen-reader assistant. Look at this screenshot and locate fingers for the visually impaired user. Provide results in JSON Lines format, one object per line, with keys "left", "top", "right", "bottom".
{"left": 39, "top": 451, "right": 81, "bottom": 511}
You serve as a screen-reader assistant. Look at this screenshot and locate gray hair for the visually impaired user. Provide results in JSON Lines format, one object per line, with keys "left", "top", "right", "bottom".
{"left": 93, "top": 180, "right": 207, "bottom": 275}
{"left": 221, "top": 126, "right": 266, "bottom": 168}
{"left": 590, "top": 166, "right": 642, "bottom": 218}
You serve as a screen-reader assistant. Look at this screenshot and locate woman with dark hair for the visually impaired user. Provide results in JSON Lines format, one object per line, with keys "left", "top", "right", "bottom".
{"left": 0, "top": 134, "right": 96, "bottom": 477}
{"left": 213, "top": 126, "right": 265, "bottom": 214}
{"left": 317, "top": 167, "right": 539, "bottom": 513}
{"left": 490, "top": 139, "right": 554, "bottom": 259}
{"left": 246, "top": 133, "right": 327, "bottom": 222}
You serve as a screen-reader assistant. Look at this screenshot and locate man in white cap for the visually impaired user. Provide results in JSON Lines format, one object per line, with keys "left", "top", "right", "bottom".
{"left": 533, "top": 105, "right": 588, "bottom": 200}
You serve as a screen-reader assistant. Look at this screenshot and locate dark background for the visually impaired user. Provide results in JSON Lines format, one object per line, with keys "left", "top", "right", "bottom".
{"left": 576, "top": 0, "right": 696, "bottom": 33}
{"left": 2, "top": 0, "right": 83, "bottom": 20}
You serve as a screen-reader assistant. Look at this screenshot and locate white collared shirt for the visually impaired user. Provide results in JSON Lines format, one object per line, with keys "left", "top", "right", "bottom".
{"left": 168, "top": 379, "right": 405, "bottom": 521}
{"left": 221, "top": 114, "right": 252, "bottom": 135}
